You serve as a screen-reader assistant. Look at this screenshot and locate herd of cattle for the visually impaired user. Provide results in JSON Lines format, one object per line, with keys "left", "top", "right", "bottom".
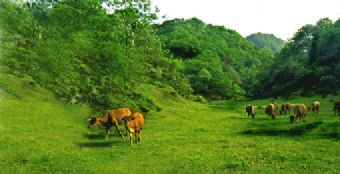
{"left": 246, "top": 101, "right": 340, "bottom": 123}
{"left": 86, "top": 101, "right": 340, "bottom": 145}
{"left": 87, "top": 108, "right": 144, "bottom": 145}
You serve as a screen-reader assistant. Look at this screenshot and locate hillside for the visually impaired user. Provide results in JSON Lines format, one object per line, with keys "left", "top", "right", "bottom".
{"left": 156, "top": 18, "right": 274, "bottom": 98}
{"left": 246, "top": 32, "right": 285, "bottom": 54}
{"left": 2, "top": 73, "right": 340, "bottom": 173}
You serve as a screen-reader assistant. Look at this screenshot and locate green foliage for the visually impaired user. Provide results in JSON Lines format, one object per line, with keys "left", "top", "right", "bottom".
{"left": 0, "top": 0, "right": 188, "bottom": 111}
{"left": 261, "top": 17, "right": 340, "bottom": 97}
{"left": 156, "top": 18, "right": 274, "bottom": 99}
{"left": 246, "top": 32, "right": 285, "bottom": 54}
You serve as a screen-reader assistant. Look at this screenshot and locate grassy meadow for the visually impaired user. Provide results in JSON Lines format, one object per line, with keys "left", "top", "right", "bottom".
{"left": 1, "top": 73, "right": 340, "bottom": 174}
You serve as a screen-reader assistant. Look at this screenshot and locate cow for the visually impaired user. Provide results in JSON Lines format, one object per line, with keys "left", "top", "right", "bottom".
{"left": 334, "top": 101, "right": 340, "bottom": 116}
{"left": 291, "top": 104, "right": 308, "bottom": 123}
{"left": 245, "top": 105, "right": 256, "bottom": 118}
{"left": 271, "top": 100, "right": 278, "bottom": 114}
{"left": 279, "top": 103, "right": 291, "bottom": 115}
{"left": 265, "top": 104, "right": 276, "bottom": 120}
{"left": 87, "top": 108, "right": 132, "bottom": 140}
{"left": 310, "top": 101, "right": 320, "bottom": 115}
{"left": 122, "top": 112, "right": 145, "bottom": 145}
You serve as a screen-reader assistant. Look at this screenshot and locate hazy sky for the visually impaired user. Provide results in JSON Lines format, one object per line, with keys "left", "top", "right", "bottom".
{"left": 151, "top": 0, "right": 340, "bottom": 40}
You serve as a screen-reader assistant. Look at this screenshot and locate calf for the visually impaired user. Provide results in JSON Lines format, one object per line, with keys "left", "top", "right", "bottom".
{"left": 334, "top": 101, "right": 340, "bottom": 116}
{"left": 265, "top": 104, "right": 276, "bottom": 120}
{"left": 310, "top": 101, "right": 320, "bottom": 115}
{"left": 291, "top": 104, "right": 308, "bottom": 123}
{"left": 122, "top": 112, "right": 145, "bottom": 145}
{"left": 88, "top": 108, "right": 132, "bottom": 140}
{"left": 245, "top": 105, "right": 256, "bottom": 118}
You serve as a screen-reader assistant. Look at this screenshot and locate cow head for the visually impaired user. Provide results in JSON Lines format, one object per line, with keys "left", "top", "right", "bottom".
{"left": 289, "top": 115, "right": 296, "bottom": 123}
{"left": 122, "top": 116, "right": 135, "bottom": 122}
{"left": 87, "top": 115, "right": 101, "bottom": 128}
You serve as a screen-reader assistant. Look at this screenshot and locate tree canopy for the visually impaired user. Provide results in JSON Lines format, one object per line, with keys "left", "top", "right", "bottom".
{"left": 246, "top": 32, "right": 285, "bottom": 54}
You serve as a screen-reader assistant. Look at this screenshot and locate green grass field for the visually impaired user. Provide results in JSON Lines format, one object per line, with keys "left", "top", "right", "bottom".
{"left": 1, "top": 73, "right": 340, "bottom": 174}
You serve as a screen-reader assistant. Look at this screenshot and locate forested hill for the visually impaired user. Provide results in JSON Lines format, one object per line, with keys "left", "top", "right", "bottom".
{"left": 156, "top": 18, "right": 274, "bottom": 98}
{"left": 258, "top": 18, "right": 340, "bottom": 97}
{"left": 1, "top": 0, "right": 340, "bottom": 111}
{"left": 246, "top": 32, "right": 285, "bottom": 54}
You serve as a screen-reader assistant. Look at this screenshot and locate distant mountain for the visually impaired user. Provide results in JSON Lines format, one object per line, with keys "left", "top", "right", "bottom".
{"left": 246, "top": 33, "right": 285, "bottom": 54}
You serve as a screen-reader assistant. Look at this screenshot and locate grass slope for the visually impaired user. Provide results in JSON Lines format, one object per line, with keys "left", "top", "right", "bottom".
{"left": 1, "top": 73, "right": 340, "bottom": 173}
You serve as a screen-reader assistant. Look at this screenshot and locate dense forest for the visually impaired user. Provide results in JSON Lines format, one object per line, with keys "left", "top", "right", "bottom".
{"left": 156, "top": 18, "right": 274, "bottom": 99}
{"left": 246, "top": 32, "right": 285, "bottom": 54}
{"left": 261, "top": 18, "right": 340, "bottom": 97}
{"left": 1, "top": 0, "right": 340, "bottom": 111}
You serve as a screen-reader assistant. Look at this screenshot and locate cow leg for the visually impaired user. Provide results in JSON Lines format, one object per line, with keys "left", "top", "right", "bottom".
{"left": 105, "top": 127, "right": 110, "bottom": 141}
{"left": 129, "top": 132, "right": 133, "bottom": 145}
{"left": 114, "top": 124, "right": 124, "bottom": 138}
{"left": 135, "top": 131, "right": 138, "bottom": 143}
{"left": 138, "top": 131, "right": 142, "bottom": 142}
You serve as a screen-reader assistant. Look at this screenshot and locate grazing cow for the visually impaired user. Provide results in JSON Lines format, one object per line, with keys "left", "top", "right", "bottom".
{"left": 265, "top": 104, "right": 276, "bottom": 120}
{"left": 310, "top": 101, "right": 320, "bottom": 115}
{"left": 245, "top": 105, "right": 256, "bottom": 118}
{"left": 334, "top": 101, "right": 340, "bottom": 116}
{"left": 271, "top": 100, "right": 278, "bottom": 114}
{"left": 279, "top": 103, "right": 291, "bottom": 115}
{"left": 291, "top": 104, "right": 308, "bottom": 123}
{"left": 122, "top": 112, "right": 145, "bottom": 145}
{"left": 88, "top": 108, "right": 132, "bottom": 140}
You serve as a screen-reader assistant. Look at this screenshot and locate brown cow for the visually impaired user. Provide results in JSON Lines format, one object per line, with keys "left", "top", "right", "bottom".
{"left": 88, "top": 108, "right": 132, "bottom": 140}
{"left": 265, "top": 104, "right": 276, "bottom": 120}
{"left": 310, "top": 101, "right": 320, "bottom": 115}
{"left": 291, "top": 104, "right": 308, "bottom": 123}
{"left": 245, "top": 105, "right": 256, "bottom": 118}
{"left": 279, "top": 103, "right": 291, "bottom": 115}
{"left": 122, "top": 112, "right": 145, "bottom": 145}
{"left": 271, "top": 100, "right": 278, "bottom": 114}
{"left": 334, "top": 101, "right": 340, "bottom": 116}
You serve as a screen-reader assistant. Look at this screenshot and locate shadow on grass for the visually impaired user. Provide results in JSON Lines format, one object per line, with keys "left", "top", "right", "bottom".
{"left": 319, "top": 122, "right": 340, "bottom": 141}
{"left": 80, "top": 132, "right": 127, "bottom": 148}
{"left": 229, "top": 116, "right": 270, "bottom": 121}
{"left": 84, "top": 131, "right": 123, "bottom": 140}
{"left": 241, "top": 121, "right": 323, "bottom": 137}
{"left": 83, "top": 133, "right": 106, "bottom": 140}
{"left": 78, "top": 141, "right": 116, "bottom": 148}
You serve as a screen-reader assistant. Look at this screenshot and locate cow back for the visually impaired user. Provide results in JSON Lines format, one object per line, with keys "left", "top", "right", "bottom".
{"left": 108, "top": 108, "right": 132, "bottom": 125}
{"left": 296, "top": 104, "right": 307, "bottom": 116}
